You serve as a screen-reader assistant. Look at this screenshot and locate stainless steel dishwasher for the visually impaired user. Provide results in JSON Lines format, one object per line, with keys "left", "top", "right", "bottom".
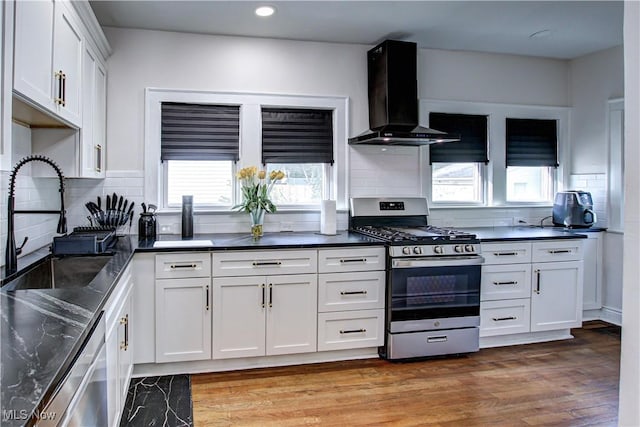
{"left": 40, "top": 313, "right": 108, "bottom": 426}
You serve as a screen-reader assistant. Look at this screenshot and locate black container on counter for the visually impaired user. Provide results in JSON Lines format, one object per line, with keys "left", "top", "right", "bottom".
{"left": 138, "top": 212, "right": 157, "bottom": 239}
{"left": 182, "top": 195, "right": 193, "bottom": 238}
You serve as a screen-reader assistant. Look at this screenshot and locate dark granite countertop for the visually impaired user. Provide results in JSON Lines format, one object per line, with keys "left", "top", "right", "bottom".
{"left": 1, "top": 239, "right": 135, "bottom": 427}
{"left": 461, "top": 226, "right": 592, "bottom": 242}
{"left": 0, "top": 231, "right": 382, "bottom": 426}
{"left": 135, "top": 230, "right": 385, "bottom": 252}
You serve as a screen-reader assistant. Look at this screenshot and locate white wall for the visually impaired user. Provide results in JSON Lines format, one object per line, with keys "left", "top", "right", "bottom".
{"left": 103, "top": 27, "right": 572, "bottom": 233}
{"left": 619, "top": 2, "right": 640, "bottom": 424}
{"left": 569, "top": 46, "right": 624, "bottom": 175}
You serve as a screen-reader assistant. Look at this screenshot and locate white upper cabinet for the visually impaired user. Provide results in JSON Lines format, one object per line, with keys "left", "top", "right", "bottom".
{"left": 14, "top": 0, "right": 83, "bottom": 127}
{"left": 52, "top": 0, "right": 83, "bottom": 126}
{"left": 81, "top": 43, "right": 107, "bottom": 177}
{"left": 13, "top": 0, "right": 56, "bottom": 113}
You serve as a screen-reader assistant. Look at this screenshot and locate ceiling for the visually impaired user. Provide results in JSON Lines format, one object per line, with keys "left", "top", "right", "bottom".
{"left": 89, "top": 1, "right": 623, "bottom": 60}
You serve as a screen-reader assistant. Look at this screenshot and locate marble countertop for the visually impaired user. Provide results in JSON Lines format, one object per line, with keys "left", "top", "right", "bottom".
{"left": 0, "top": 239, "right": 135, "bottom": 427}
{"left": 0, "top": 226, "right": 604, "bottom": 425}
{"left": 0, "top": 231, "right": 382, "bottom": 426}
{"left": 135, "top": 230, "right": 385, "bottom": 251}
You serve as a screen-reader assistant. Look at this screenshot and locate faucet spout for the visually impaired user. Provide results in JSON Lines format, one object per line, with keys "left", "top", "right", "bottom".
{"left": 4, "top": 155, "right": 67, "bottom": 276}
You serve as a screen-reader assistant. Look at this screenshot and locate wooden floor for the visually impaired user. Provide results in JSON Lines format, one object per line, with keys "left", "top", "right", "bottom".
{"left": 192, "top": 322, "right": 620, "bottom": 426}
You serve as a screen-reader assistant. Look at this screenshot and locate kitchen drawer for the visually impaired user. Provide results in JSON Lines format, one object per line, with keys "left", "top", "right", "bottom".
{"left": 318, "top": 247, "right": 386, "bottom": 273}
{"left": 481, "top": 264, "right": 532, "bottom": 301}
{"left": 531, "top": 240, "right": 583, "bottom": 263}
{"left": 481, "top": 242, "right": 532, "bottom": 265}
{"left": 317, "top": 309, "right": 384, "bottom": 351}
{"left": 480, "top": 299, "right": 530, "bottom": 337}
{"left": 318, "top": 271, "right": 385, "bottom": 312}
{"left": 155, "top": 252, "right": 211, "bottom": 279}
{"left": 212, "top": 250, "right": 317, "bottom": 277}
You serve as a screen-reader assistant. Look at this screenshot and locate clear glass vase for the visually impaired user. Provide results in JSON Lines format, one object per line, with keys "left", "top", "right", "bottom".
{"left": 249, "top": 208, "right": 265, "bottom": 239}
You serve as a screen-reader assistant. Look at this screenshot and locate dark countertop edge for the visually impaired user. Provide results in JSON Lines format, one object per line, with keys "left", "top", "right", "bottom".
{"left": 478, "top": 235, "right": 588, "bottom": 242}
{"left": 133, "top": 240, "right": 386, "bottom": 252}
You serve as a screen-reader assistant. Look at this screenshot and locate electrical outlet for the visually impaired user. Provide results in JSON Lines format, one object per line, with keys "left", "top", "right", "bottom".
{"left": 160, "top": 224, "right": 172, "bottom": 233}
{"left": 513, "top": 217, "right": 528, "bottom": 225}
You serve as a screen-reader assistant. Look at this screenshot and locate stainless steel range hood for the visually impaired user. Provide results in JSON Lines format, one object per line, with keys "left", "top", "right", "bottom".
{"left": 349, "top": 40, "right": 460, "bottom": 146}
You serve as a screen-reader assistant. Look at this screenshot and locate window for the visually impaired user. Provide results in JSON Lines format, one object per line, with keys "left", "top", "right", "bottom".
{"left": 160, "top": 102, "right": 240, "bottom": 208}
{"left": 432, "top": 163, "right": 483, "bottom": 202}
{"left": 146, "top": 89, "right": 347, "bottom": 212}
{"left": 165, "top": 160, "right": 233, "bottom": 207}
{"left": 506, "top": 166, "right": 554, "bottom": 202}
{"left": 429, "top": 113, "right": 488, "bottom": 204}
{"left": 506, "top": 118, "right": 557, "bottom": 203}
{"left": 262, "top": 108, "right": 334, "bottom": 206}
{"left": 266, "top": 163, "right": 325, "bottom": 205}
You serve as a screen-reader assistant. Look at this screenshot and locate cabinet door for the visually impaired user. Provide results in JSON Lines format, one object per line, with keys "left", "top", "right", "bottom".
{"left": 155, "top": 278, "right": 212, "bottom": 362}
{"left": 117, "top": 288, "right": 133, "bottom": 409}
{"left": 52, "top": 1, "right": 83, "bottom": 126}
{"left": 212, "top": 276, "right": 266, "bottom": 359}
{"left": 80, "top": 44, "right": 106, "bottom": 178}
{"left": 13, "top": 0, "right": 56, "bottom": 111}
{"left": 266, "top": 274, "right": 318, "bottom": 356}
{"left": 531, "top": 261, "right": 583, "bottom": 332}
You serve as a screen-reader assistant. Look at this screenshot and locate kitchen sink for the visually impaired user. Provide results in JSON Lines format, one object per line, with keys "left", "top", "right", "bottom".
{"left": 2, "top": 255, "right": 113, "bottom": 291}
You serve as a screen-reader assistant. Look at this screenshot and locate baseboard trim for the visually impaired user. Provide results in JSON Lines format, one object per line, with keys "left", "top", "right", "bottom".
{"left": 582, "top": 307, "right": 622, "bottom": 326}
{"left": 132, "top": 347, "right": 380, "bottom": 378}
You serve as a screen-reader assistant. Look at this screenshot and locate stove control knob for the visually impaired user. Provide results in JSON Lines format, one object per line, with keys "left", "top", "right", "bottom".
{"left": 402, "top": 247, "right": 411, "bottom": 255}
{"left": 465, "top": 244, "right": 475, "bottom": 253}
{"left": 413, "top": 246, "right": 423, "bottom": 255}
{"left": 454, "top": 245, "right": 464, "bottom": 253}
{"left": 433, "top": 246, "right": 443, "bottom": 254}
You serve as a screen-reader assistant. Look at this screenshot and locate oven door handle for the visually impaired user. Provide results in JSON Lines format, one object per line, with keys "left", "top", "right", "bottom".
{"left": 392, "top": 256, "right": 484, "bottom": 268}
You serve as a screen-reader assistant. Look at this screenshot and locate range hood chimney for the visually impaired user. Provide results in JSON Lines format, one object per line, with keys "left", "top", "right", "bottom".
{"left": 348, "top": 40, "right": 460, "bottom": 146}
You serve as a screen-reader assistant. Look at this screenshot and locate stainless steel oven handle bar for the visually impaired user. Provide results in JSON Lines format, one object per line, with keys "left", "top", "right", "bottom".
{"left": 391, "top": 256, "right": 484, "bottom": 268}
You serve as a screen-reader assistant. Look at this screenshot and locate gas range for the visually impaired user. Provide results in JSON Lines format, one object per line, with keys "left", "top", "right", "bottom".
{"left": 349, "top": 198, "right": 480, "bottom": 258}
{"left": 350, "top": 197, "right": 482, "bottom": 361}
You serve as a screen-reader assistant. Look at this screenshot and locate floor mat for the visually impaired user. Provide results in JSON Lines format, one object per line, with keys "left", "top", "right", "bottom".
{"left": 120, "top": 375, "right": 193, "bottom": 427}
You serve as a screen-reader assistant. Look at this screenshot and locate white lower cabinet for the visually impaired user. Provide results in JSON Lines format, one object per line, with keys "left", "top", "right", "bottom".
{"left": 316, "top": 247, "right": 386, "bottom": 351}
{"left": 480, "top": 239, "right": 584, "bottom": 343}
{"left": 105, "top": 266, "right": 133, "bottom": 427}
{"left": 531, "top": 261, "right": 583, "bottom": 332}
{"left": 155, "top": 277, "right": 212, "bottom": 362}
{"left": 212, "top": 273, "right": 317, "bottom": 359}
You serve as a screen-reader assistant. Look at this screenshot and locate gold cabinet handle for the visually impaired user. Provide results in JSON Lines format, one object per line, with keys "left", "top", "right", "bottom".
{"left": 95, "top": 145, "right": 102, "bottom": 172}
{"left": 120, "top": 314, "right": 129, "bottom": 351}
{"left": 54, "top": 70, "right": 64, "bottom": 105}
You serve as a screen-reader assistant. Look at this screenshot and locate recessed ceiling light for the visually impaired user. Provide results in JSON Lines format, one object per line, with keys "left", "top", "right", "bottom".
{"left": 255, "top": 6, "right": 275, "bottom": 17}
{"left": 529, "top": 29, "right": 552, "bottom": 39}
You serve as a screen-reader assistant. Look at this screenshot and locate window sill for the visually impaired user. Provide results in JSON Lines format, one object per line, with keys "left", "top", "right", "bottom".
{"left": 156, "top": 208, "right": 349, "bottom": 215}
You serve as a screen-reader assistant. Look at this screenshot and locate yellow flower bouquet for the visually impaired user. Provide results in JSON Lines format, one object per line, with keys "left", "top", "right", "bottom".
{"left": 232, "top": 166, "right": 285, "bottom": 238}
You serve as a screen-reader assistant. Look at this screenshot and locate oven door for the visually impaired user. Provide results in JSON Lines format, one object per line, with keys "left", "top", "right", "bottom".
{"left": 389, "top": 256, "right": 482, "bottom": 323}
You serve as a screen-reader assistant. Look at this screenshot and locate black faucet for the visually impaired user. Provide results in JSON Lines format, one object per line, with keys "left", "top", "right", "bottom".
{"left": 5, "top": 155, "right": 67, "bottom": 275}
